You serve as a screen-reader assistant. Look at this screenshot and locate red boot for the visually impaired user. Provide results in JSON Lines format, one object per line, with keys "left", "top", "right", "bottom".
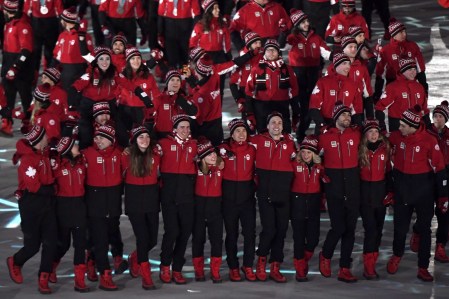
{"left": 128, "top": 251, "right": 140, "bottom": 278}
{"left": 417, "top": 268, "right": 434, "bottom": 282}
{"left": 338, "top": 267, "right": 357, "bottom": 283}
{"left": 86, "top": 259, "right": 98, "bottom": 282}
{"left": 74, "top": 264, "right": 90, "bottom": 292}
{"left": 409, "top": 232, "right": 420, "bottom": 253}
{"left": 293, "top": 258, "right": 307, "bottom": 282}
{"left": 435, "top": 243, "right": 449, "bottom": 263}
{"left": 6, "top": 256, "right": 23, "bottom": 284}
{"left": 229, "top": 268, "right": 242, "bottom": 282}
{"left": 319, "top": 251, "right": 331, "bottom": 278}
{"left": 210, "top": 257, "right": 222, "bottom": 283}
{"left": 192, "top": 257, "right": 205, "bottom": 281}
{"left": 255, "top": 256, "right": 267, "bottom": 281}
{"left": 304, "top": 250, "right": 314, "bottom": 275}
{"left": 387, "top": 255, "right": 401, "bottom": 274}
{"left": 241, "top": 266, "right": 256, "bottom": 282}
{"left": 140, "top": 261, "right": 156, "bottom": 290}
{"left": 113, "top": 256, "right": 128, "bottom": 275}
{"left": 38, "top": 272, "right": 52, "bottom": 294}
{"left": 99, "top": 270, "right": 118, "bottom": 291}
{"left": 363, "top": 253, "right": 377, "bottom": 280}
{"left": 0, "top": 118, "right": 13, "bottom": 137}
{"left": 269, "top": 262, "right": 286, "bottom": 283}
{"left": 159, "top": 265, "right": 171, "bottom": 283}
{"left": 49, "top": 261, "right": 60, "bottom": 283}
{"left": 171, "top": 271, "right": 187, "bottom": 284}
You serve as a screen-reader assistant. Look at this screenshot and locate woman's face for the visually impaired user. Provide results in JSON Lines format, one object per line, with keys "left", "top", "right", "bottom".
{"left": 167, "top": 77, "right": 181, "bottom": 93}
{"left": 365, "top": 128, "right": 380, "bottom": 143}
{"left": 97, "top": 54, "right": 111, "bottom": 71}
{"left": 137, "top": 133, "right": 150, "bottom": 151}
{"left": 300, "top": 149, "right": 313, "bottom": 163}
{"left": 212, "top": 4, "right": 220, "bottom": 18}
{"left": 130, "top": 55, "right": 142, "bottom": 71}
{"left": 204, "top": 151, "right": 217, "bottom": 165}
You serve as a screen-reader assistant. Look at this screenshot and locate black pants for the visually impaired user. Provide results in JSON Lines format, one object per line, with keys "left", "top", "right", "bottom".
{"left": 436, "top": 207, "right": 449, "bottom": 245}
{"left": 192, "top": 196, "right": 223, "bottom": 258}
{"left": 322, "top": 198, "right": 359, "bottom": 268}
{"left": 14, "top": 192, "right": 57, "bottom": 275}
{"left": 303, "top": 1, "right": 331, "bottom": 38}
{"left": 109, "top": 17, "right": 137, "bottom": 46}
{"left": 290, "top": 193, "right": 321, "bottom": 259}
{"left": 253, "top": 99, "right": 291, "bottom": 134}
{"left": 160, "top": 201, "right": 194, "bottom": 271}
{"left": 3, "top": 77, "right": 32, "bottom": 120}
{"left": 256, "top": 197, "right": 290, "bottom": 263}
{"left": 360, "top": 203, "right": 386, "bottom": 253}
{"left": 293, "top": 66, "right": 321, "bottom": 141}
{"left": 60, "top": 63, "right": 88, "bottom": 103}
{"left": 128, "top": 212, "right": 159, "bottom": 263}
{"left": 196, "top": 117, "right": 224, "bottom": 147}
{"left": 223, "top": 198, "right": 256, "bottom": 268}
{"left": 32, "top": 17, "right": 59, "bottom": 72}
{"left": 89, "top": 216, "right": 123, "bottom": 273}
{"left": 116, "top": 105, "right": 145, "bottom": 148}
{"left": 393, "top": 199, "right": 434, "bottom": 268}
{"left": 55, "top": 196, "right": 87, "bottom": 265}
{"left": 90, "top": 4, "right": 104, "bottom": 46}
{"left": 162, "top": 17, "right": 193, "bottom": 68}
{"left": 361, "top": 0, "right": 391, "bottom": 35}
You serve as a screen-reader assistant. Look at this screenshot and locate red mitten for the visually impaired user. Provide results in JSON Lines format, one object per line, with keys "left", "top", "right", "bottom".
{"left": 438, "top": 197, "right": 449, "bottom": 214}
{"left": 383, "top": 192, "right": 395, "bottom": 207}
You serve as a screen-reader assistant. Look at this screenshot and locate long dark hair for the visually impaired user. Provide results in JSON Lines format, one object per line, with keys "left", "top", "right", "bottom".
{"left": 129, "top": 139, "right": 155, "bottom": 177}
{"left": 123, "top": 59, "right": 150, "bottom": 80}
{"left": 201, "top": 6, "right": 224, "bottom": 32}
{"left": 91, "top": 58, "right": 117, "bottom": 85}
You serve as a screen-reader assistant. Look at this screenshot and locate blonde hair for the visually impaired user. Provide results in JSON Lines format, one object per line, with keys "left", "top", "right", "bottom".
{"left": 30, "top": 101, "right": 42, "bottom": 125}
{"left": 358, "top": 134, "right": 390, "bottom": 168}
{"left": 199, "top": 155, "right": 223, "bottom": 175}
{"left": 296, "top": 149, "right": 322, "bottom": 164}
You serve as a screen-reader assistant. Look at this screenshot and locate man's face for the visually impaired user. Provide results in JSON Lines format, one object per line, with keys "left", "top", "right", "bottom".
{"left": 336, "top": 111, "right": 351, "bottom": 129}
{"left": 175, "top": 121, "right": 191, "bottom": 139}
{"left": 112, "top": 41, "right": 125, "bottom": 55}
{"left": 264, "top": 47, "right": 279, "bottom": 61}
{"left": 402, "top": 68, "right": 417, "bottom": 81}
{"left": 267, "top": 116, "right": 283, "bottom": 138}
{"left": 343, "top": 43, "right": 358, "bottom": 59}
{"left": 336, "top": 60, "right": 351, "bottom": 76}
{"left": 399, "top": 120, "right": 416, "bottom": 136}
{"left": 94, "top": 135, "right": 112, "bottom": 150}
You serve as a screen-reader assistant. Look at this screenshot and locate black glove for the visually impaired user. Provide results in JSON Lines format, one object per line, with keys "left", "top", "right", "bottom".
{"left": 134, "top": 86, "right": 153, "bottom": 108}
{"left": 175, "top": 95, "right": 198, "bottom": 116}
{"left": 373, "top": 76, "right": 384, "bottom": 103}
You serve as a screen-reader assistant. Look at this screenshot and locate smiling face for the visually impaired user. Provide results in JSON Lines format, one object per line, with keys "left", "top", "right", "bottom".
{"left": 212, "top": 4, "right": 220, "bottom": 18}
{"left": 336, "top": 60, "right": 351, "bottom": 76}
{"left": 112, "top": 41, "right": 125, "bottom": 55}
{"left": 365, "top": 128, "right": 380, "bottom": 143}
{"left": 129, "top": 55, "right": 142, "bottom": 71}
{"left": 175, "top": 121, "right": 191, "bottom": 139}
{"left": 343, "top": 43, "right": 358, "bottom": 59}
{"left": 97, "top": 54, "right": 111, "bottom": 71}
{"left": 336, "top": 111, "right": 351, "bottom": 130}
{"left": 94, "top": 135, "right": 112, "bottom": 150}
{"left": 231, "top": 126, "right": 247, "bottom": 143}
{"left": 402, "top": 67, "right": 417, "bottom": 81}
{"left": 264, "top": 47, "right": 279, "bottom": 61}
{"left": 300, "top": 149, "right": 313, "bottom": 163}
{"left": 167, "top": 77, "right": 181, "bottom": 93}
{"left": 267, "top": 116, "right": 283, "bottom": 138}
{"left": 203, "top": 151, "right": 217, "bottom": 165}
{"left": 136, "top": 133, "right": 150, "bottom": 152}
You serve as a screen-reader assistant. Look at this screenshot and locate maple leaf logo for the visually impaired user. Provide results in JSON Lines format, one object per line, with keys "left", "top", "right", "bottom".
{"left": 25, "top": 166, "right": 36, "bottom": 178}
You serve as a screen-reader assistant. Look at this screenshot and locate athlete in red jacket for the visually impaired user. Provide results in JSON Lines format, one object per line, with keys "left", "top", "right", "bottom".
{"left": 250, "top": 112, "right": 296, "bottom": 283}
{"left": 387, "top": 106, "right": 448, "bottom": 282}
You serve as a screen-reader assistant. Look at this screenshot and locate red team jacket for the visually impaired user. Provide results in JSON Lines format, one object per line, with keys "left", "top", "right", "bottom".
{"left": 72, "top": 68, "right": 119, "bottom": 101}
{"left": 375, "top": 39, "right": 426, "bottom": 82}
{"left": 121, "top": 150, "right": 161, "bottom": 185}
{"left": 3, "top": 15, "right": 33, "bottom": 55}
{"left": 99, "top": 0, "right": 145, "bottom": 19}
{"left": 428, "top": 124, "right": 449, "bottom": 166}
{"left": 309, "top": 70, "right": 363, "bottom": 119}
{"left": 54, "top": 156, "right": 86, "bottom": 197}
{"left": 375, "top": 75, "right": 428, "bottom": 119}
{"left": 157, "top": 0, "right": 201, "bottom": 19}
{"left": 34, "top": 109, "right": 61, "bottom": 140}
{"left": 287, "top": 30, "right": 331, "bottom": 67}
{"left": 291, "top": 160, "right": 325, "bottom": 194}
{"left": 16, "top": 139, "right": 54, "bottom": 193}
{"left": 116, "top": 73, "right": 161, "bottom": 107}
{"left": 83, "top": 144, "right": 122, "bottom": 187}
{"left": 191, "top": 73, "right": 222, "bottom": 125}
{"left": 218, "top": 139, "right": 256, "bottom": 182}
{"left": 250, "top": 132, "right": 296, "bottom": 172}
{"left": 230, "top": 0, "right": 291, "bottom": 39}
{"left": 54, "top": 28, "right": 94, "bottom": 64}
{"left": 189, "top": 18, "right": 231, "bottom": 53}
{"left": 23, "top": 0, "right": 63, "bottom": 18}
{"left": 159, "top": 135, "right": 198, "bottom": 174}
{"left": 359, "top": 141, "right": 391, "bottom": 182}
{"left": 195, "top": 166, "right": 223, "bottom": 197}
{"left": 325, "top": 10, "right": 370, "bottom": 42}
{"left": 318, "top": 126, "right": 361, "bottom": 169}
